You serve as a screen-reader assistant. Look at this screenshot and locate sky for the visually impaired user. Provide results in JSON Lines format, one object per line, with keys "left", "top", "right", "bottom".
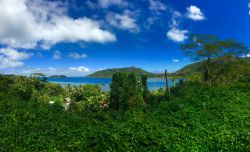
{"left": 0, "top": 0, "right": 250, "bottom": 76}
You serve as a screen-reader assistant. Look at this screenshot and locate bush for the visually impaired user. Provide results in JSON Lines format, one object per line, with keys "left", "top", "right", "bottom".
{"left": 0, "top": 75, "right": 14, "bottom": 97}
{"left": 1, "top": 75, "right": 250, "bottom": 151}
{"left": 66, "top": 84, "right": 108, "bottom": 111}
{"left": 141, "top": 75, "right": 149, "bottom": 103}
{"left": 110, "top": 73, "right": 144, "bottom": 110}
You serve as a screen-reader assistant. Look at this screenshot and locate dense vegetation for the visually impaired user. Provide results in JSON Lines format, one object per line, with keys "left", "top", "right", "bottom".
{"left": 0, "top": 34, "right": 249, "bottom": 151}
{"left": 175, "top": 57, "right": 250, "bottom": 76}
{"left": 0, "top": 74, "right": 250, "bottom": 151}
{"left": 180, "top": 34, "right": 249, "bottom": 83}
{"left": 86, "top": 66, "right": 163, "bottom": 78}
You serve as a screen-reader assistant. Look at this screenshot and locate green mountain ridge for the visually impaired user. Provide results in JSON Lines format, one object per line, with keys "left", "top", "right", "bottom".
{"left": 174, "top": 57, "right": 250, "bottom": 76}
{"left": 86, "top": 66, "right": 163, "bottom": 78}
{"left": 86, "top": 57, "right": 250, "bottom": 78}
{"left": 49, "top": 75, "right": 67, "bottom": 78}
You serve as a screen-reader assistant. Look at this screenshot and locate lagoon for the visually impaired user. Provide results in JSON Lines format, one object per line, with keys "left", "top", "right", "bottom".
{"left": 48, "top": 77, "right": 177, "bottom": 91}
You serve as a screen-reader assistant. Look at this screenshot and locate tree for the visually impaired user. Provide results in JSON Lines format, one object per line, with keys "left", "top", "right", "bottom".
{"left": 180, "top": 34, "right": 220, "bottom": 83}
{"left": 110, "top": 72, "right": 128, "bottom": 109}
{"left": 141, "top": 75, "right": 149, "bottom": 103}
{"left": 127, "top": 73, "right": 143, "bottom": 108}
{"left": 110, "top": 72, "right": 143, "bottom": 110}
{"left": 220, "top": 39, "right": 249, "bottom": 62}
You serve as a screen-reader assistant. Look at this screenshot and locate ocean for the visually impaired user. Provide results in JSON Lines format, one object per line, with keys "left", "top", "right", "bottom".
{"left": 48, "top": 77, "right": 177, "bottom": 91}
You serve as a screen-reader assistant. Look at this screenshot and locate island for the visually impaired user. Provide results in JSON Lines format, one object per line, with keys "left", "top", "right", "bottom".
{"left": 49, "top": 75, "right": 67, "bottom": 78}
{"left": 86, "top": 66, "right": 164, "bottom": 78}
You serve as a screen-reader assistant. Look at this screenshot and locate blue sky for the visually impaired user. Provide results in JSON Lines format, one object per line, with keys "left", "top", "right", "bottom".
{"left": 0, "top": 0, "right": 250, "bottom": 76}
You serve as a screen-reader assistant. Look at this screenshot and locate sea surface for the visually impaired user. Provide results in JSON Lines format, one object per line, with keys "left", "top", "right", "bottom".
{"left": 48, "top": 77, "right": 177, "bottom": 91}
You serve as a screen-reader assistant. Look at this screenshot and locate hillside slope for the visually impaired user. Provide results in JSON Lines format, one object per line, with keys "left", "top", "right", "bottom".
{"left": 87, "top": 66, "right": 162, "bottom": 77}
{"left": 175, "top": 57, "right": 250, "bottom": 76}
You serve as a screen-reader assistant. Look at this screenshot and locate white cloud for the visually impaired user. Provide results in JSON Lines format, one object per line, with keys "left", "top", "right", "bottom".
{"left": 69, "top": 52, "right": 87, "bottom": 59}
{"left": 167, "top": 28, "right": 188, "bottom": 42}
{"left": 0, "top": 0, "right": 116, "bottom": 49}
{"left": 17, "top": 66, "right": 91, "bottom": 76}
{"left": 248, "top": 3, "right": 250, "bottom": 15}
{"left": 169, "top": 11, "right": 182, "bottom": 28}
{"left": 69, "top": 66, "right": 90, "bottom": 73}
{"left": 242, "top": 53, "right": 250, "bottom": 57}
{"left": 149, "top": 0, "right": 167, "bottom": 12}
{"left": 53, "top": 50, "right": 61, "bottom": 60}
{"left": 167, "top": 11, "right": 188, "bottom": 42}
{"left": 186, "top": 5, "right": 205, "bottom": 21}
{"left": 173, "top": 59, "right": 180, "bottom": 63}
{"left": 106, "top": 10, "right": 139, "bottom": 32}
{"left": 98, "top": 0, "right": 127, "bottom": 8}
{"left": 48, "top": 67, "right": 57, "bottom": 71}
{"left": 0, "top": 48, "right": 32, "bottom": 68}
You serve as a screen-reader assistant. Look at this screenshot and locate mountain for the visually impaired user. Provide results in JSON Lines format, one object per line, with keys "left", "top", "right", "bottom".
{"left": 174, "top": 57, "right": 250, "bottom": 76}
{"left": 86, "top": 67, "right": 163, "bottom": 78}
{"left": 49, "top": 75, "right": 67, "bottom": 78}
{"left": 86, "top": 57, "right": 250, "bottom": 78}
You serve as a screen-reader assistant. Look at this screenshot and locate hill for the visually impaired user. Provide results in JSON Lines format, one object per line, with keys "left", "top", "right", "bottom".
{"left": 86, "top": 66, "right": 163, "bottom": 78}
{"left": 49, "top": 75, "right": 67, "bottom": 78}
{"left": 175, "top": 57, "right": 250, "bottom": 76}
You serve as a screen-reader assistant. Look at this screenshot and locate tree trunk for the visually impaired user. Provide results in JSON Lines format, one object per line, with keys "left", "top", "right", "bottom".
{"left": 165, "top": 69, "right": 171, "bottom": 95}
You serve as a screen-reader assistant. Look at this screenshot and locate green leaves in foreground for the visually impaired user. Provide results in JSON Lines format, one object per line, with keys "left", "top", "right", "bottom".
{"left": 0, "top": 75, "right": 250, "bottom": 151}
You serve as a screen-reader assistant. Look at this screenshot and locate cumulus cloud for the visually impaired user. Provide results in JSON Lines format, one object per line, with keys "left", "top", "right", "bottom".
{"left": 69, "top": 66, "right": 90, "bottom": 72}
{"left": 248, "top": 3, "right": 250, "bottom": 15}
{"left": 0, "top": 48, "right": 32, "bottom": 68}
{"left": 106, "top": 10, "right": 139, "bottom": 32}
{"left": 69, "top": 52, "right": 87, "bottom": 59}
{"left": 186, "top": 5, "right": 205, "bottom": 21}
{"left": 167, "top": 28, "right": 188, "bottom": 42}
{"left": 242, "top": 53, "right": 250, "bottom": 57}
{"left": 149, "top": 0, "right": 167, "bottom": 12}
{"left": 98, "top": 0, "right": 127, "bottom": 8}
{"left": 167, "top": 11, "right": 188, "bottom": 42}
{"left": 53, "top": 50, "right": 61, "bottom": 60}
{"left": 0, "top": 0, "right": 116, "bottom": 49}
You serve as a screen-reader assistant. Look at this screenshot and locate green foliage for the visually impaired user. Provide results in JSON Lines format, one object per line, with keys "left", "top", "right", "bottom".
{"left": 110, "top": 72, "right": 144, "bottom": 110}
{"left": 66, "top": 84, "right": 108, "bottom": 111}
{"left": 127, "top": 73, "right": 144, "bottom": 109}
{"left": 0, "top": 75, "right": 14, "bottom": 98}
{"left": 141, "top": 75, "right": 149, "bottom": 103}
{"left": 1, "top": 73, "right": 250, "bottom": 151}
{"left": 180, "top": 34, "right": 250, "bottom": 83}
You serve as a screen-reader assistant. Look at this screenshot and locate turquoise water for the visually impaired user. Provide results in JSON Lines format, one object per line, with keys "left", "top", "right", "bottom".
{"left": 48, "top": 77, "right": 177, "bottom": 91}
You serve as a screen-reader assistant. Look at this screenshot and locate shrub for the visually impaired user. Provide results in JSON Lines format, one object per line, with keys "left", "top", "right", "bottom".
{"left": 110, "top": 73, "right": 144, "bottom": 110}
{"left": 43, "top": 83, "right": 65, "bottom": 96}
{"left": 141, "top": 75, "right": 149, "bottom": 103}
{"left": 0, "top": 75, "right": 14, "bottom": 97}
{"left": 66, "top": 84, "right": 108, "bottom": 111}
